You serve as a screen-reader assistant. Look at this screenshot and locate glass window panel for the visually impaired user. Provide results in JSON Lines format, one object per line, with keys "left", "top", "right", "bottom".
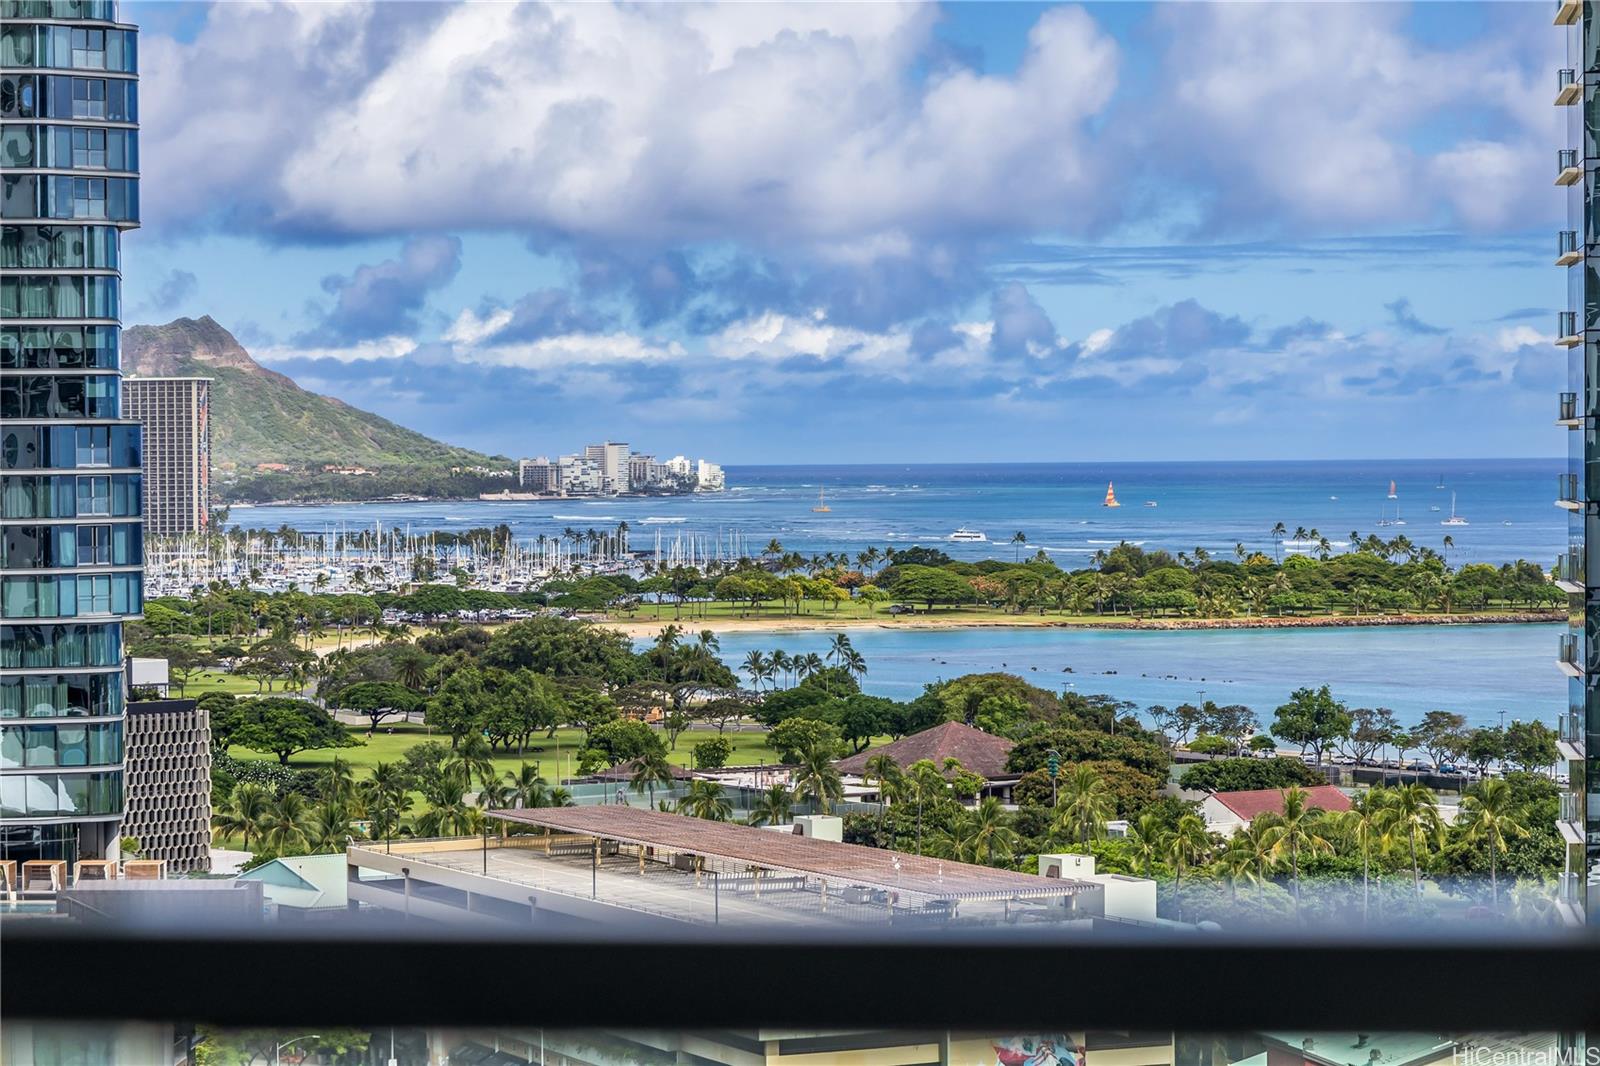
{"left": 25, "top": 773, "right": 58, "bottom": 815}
{"left": 58, "top": 772, "right": 87, "bottom": 814}
{"left": 25, "top": 724, "right": 57, "bottom": 766}
{"left": 56, "top": 725, "right": 86, "bottom": 766}
{"left": 0, "top": 725, "right": 22, "bottom": 768}
{"left": 0, "top": 775, "right": 22, "bottom": 818}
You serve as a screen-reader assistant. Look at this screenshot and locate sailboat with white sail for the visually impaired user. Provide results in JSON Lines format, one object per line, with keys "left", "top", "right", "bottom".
{"left": 1441, "top": 492, "right": 1468, "bottom": 526}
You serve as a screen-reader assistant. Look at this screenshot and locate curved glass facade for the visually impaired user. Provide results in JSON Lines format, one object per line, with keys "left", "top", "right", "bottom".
{"left": 1, "top": 672, "right": 124, "bottom": 718}
{"left": 0, "top": 0, "right": 138, "bottom": 862}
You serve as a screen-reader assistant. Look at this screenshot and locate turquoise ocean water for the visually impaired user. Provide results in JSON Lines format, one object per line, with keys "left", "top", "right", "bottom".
{"left": 230, "top": 459, "right": 1565, "bottom": 728}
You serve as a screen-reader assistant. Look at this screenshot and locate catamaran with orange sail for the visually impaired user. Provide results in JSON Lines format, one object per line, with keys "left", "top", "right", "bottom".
{"left": 1103, "top": 482, "right": 1121, "bottom": 508}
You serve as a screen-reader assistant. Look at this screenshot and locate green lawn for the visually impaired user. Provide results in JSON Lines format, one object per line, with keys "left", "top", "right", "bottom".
{"left": 225, "top": 721, "right": 841, "bottom": 781}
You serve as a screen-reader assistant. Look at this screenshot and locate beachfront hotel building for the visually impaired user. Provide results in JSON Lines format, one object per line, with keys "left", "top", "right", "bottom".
{"left": 0, "top": 0, "right": 143, "bottom": 865}
{"left": 1556, "top": 0, "right": 1598, "bottom": 927}
{"left": 121, "top": 376, "right": 209, "bottom": 537}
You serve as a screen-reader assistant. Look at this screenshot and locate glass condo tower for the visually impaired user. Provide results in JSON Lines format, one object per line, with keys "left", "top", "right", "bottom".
{"left": 1558, "top": 0, "right": 1598, "bottom": 927}
{"left": 0, "top": 0, "right": 142, "bottom": 864}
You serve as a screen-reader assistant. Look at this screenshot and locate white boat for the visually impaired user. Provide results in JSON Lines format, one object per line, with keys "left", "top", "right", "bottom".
{"left": 1441, "top": 492, "right": 1468, "bottom": 526}
{"left": 948, "top": 528, "right": 988, "bottom": 543}
{"left": 1144, "top": 500, "right": 1158, "bottom": 507}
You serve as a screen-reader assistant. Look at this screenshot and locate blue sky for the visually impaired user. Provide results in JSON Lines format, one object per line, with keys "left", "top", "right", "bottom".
{"left": 124, "top": 1, "right": 1563, "bottom": 463}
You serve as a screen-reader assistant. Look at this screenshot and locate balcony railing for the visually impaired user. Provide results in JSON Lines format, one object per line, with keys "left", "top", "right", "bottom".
{"left": 1558, "top": 68, "right": 1582, "bottom": 105}
{"left": 1558, "top": 472, "right": 1581, "bottom": 504}
{"left": 1560, "top": 790, "right": 1581, "bottom": 825}
{"left": 1557, "top": 148, "right": 1582, "bottom": 185}
{"left": 1558, "top": 310, "right": 1581, "bottom": 346}
{"left": 1558, "top": 230, "right": 1582, "bottom": 265}
{"left": 1559, "top": 709, "right": 1586, "bottom": 743}
{"left": 1558, "top": 632, "right": 1580, "bottom": 668}
{"left": 1560, "top": 391, "right": 1580, "bottom": 423}
{"left": 1556, "top": 550, "right": 1584, "bottom": 586}
{"left": 1558, "top": 871, "right": 1581, "bottom": 906}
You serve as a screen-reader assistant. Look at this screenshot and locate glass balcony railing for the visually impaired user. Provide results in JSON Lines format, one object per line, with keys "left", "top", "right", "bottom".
{"left": 1558, "top": 632, "right": 1580, "bottom": 666}
{"left": 1557, "top": 148, "right": 1581, "bottom": 183}
{"left": 1558, "top": 870, "right": 1580, "bottom": 904}
{"left": 1561, "top": 790, "right": 1581, "bottom": 824}
{"left": 1558, "top": 472, "right": 1580, "bottom": 503}
{"left": 1558, "top": 710, "right": 1586, "bottom": 748}
{"left": 1556, "top": 550, "right": 1583, "bottom": 584}
{"left": 1558, "top": 310, "right": 1579, "bottom": 342}
{"left": 1558, "top": 230, "right": 1582, "bottom": 264}
{"left": 1560, "top": 391, "right": 1579, "bottom": 421}
{"left": 1557, "top": 68, "right": 1581, "bottom": 104}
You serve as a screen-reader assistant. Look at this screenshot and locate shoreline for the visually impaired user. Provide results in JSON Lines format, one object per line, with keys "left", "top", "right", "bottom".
{"left": 596, "top": 610, "right": 1565, "bottom": 639}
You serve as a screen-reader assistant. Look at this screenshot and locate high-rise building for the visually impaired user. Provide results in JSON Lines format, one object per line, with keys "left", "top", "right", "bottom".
{"left": 696, "top": 459, "right": 725, "bottom": 492}
{"left": 583, "top": 440, "right": 630, "bottom": 492}
{"left": 517, "top": 456, "right": 558, "bottom": 493}
{"left": 120, "top": 696, "right": 211, "bottom": 874}
{"left": 0, "top": 0, "right": 143, "bottom": 865}
{"left": 121, "top": 376, "right": 210, "bottom": 537}
{"left": 1555, "top": 0, "right": 1595, "bottom": 927}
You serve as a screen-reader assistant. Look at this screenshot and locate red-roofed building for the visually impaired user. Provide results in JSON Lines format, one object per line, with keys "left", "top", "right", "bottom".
{"left": 835, "top": 721, "right": 1020, "bottom": 801}
{"left": 1200, "top": 785, "right": 1352, "bottom": 836}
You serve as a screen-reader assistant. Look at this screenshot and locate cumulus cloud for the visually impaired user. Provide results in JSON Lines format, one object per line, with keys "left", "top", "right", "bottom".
{"left": 296, "top": 235, "right": 462, "bottom": 345}
{"left": 1384, "top": 297, "right": 1447, "bottom": 336}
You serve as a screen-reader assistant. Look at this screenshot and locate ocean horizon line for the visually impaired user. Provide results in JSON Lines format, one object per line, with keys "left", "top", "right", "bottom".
{"left": 719, "top": 456, "right": 1562, "bottom": 470}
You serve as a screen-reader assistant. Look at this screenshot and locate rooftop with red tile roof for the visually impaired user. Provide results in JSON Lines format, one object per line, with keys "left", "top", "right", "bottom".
{"left": 1209, "top": 785, "right": 1352, "bottom": 821}
{"left": 835, "top": 721, "right": 1015, "bottom": 780}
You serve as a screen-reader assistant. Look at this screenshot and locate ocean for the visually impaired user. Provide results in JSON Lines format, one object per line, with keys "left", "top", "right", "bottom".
{"left": 221, "top": 458, "right": 1566, "bottom": 729}
{"left": 692, "top": 622, "right": 1563, "bottom": 729}
{"left": 229, "top": 458, "right": 1563, "bottom": 567}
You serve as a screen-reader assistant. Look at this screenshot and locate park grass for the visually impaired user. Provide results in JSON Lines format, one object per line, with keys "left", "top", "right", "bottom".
{"left": 224, "top": 720, "right": 870, "bottom": 782}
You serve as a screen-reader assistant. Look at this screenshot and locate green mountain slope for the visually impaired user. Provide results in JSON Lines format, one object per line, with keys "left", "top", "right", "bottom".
{"left": 121, "top": 316, "right": 492, "bottom": 471}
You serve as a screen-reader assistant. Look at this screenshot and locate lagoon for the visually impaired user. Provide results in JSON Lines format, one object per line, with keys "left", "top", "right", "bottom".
{"left": 688, "top": 622, "right": 1565, "bottom": 729}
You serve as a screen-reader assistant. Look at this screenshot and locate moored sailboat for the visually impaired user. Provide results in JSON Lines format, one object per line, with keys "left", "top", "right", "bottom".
{"left": 1103, "top": 481, "right": 1122, "bottom": 508}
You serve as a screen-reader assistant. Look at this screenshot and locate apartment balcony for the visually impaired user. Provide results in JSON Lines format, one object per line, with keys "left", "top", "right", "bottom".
{"left": 1557, "top": 68, "right": 1582, "bottom": 105}
{"left": 1558, "top": 632, "right": 1583, "bottom": 676}
{"left": 1557, "top": 310, "right": 1582, "bottom": 347}
{"left": 1558, "top": 229, "right": 1582, "bottom": 266}
{"left": 1556, "top": 148, "right": 1583, "bottom": 186}
{"left": 1558, "top": 871, "right": 1582, "bottom": 907}
{"left": 1555, "top": 550, "right": 1585, "bottom": 591}
{"left": 1557, "top": 0, "right": 1582, "bottom": 25}
{"left": 1558, "top": 710, "right": 1587, "bottom": 761}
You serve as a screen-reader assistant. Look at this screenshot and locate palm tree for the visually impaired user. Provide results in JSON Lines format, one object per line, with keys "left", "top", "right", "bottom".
{"left": 863, "top": 753, "right": 903, "bottom": 829}
{"left": 748, "top": 784, "right": 794, "bottom": 827}
{"left": 679, "top": 780, "right": 733, "bottom": 821}
{"left": 966, "top": 796, "right": 1020, "bottom": 866}
{"left": 1162, "top": 813, "right": 1211, "bottom": 921}
{"left": 842, "top": 648, "right": 867, "bottom": 682}
{"left": 1264, "top": 785, "right": 1335, "bottom": 910}
{"left": 742, "top": 649, "right": 769, "bottom": 692}
{"left": 1458, "top": 778, "right": 1529, "bottom": 910}
{"left": 261, "top": 792, "right": 311, "bottom": 853}
{"left": 791, "top": 742, "right": 844, "bottom": 814}
{"left": 1270, "top": 522, "right": 1287, "bottom": 562}
{"left": 1126, "top": 813, "right": 1165, "bottom": 879}
{"left": 506, "top": 763, "right": 551, "bottom": 809}
{"left": 215, "top": 782, "right": 273, "bottom": 852}
{"left": 1381, "top": 782, "right": 1446, "bottom": 899}
{"left": 1054, "top": 764, "right": 1114, "bottom": 849}
{"left": 906, "top": 759, "right": 949, "bottom": 855}
{"left": 1338, "top": 788, "right": 1393, "bottom": 923}
{"left": 1227, "top": 818, "right": 1282, "bottom": 911}
{"left": 301, "top": 800, "right": 354, "bottom": 853}
{"left": 1010, "top": 531, "right": 1027, "bottom": 562}
{"left": 630, "top": 750, "right": 677, "bottom": 808}
{"left": 317, "top": 756, "right": 357, "bottom": 806}
{"left": 826, "top": 633, "right": 854, "bottom": 666}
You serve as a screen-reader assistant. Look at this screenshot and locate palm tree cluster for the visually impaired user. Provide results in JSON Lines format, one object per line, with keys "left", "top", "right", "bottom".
{"left": 741, "top": 634, "right": 867, "bottom": 692}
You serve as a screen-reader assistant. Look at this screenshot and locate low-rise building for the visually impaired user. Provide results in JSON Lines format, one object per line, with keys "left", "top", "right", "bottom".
{"left": 1200, "top": 785, "right": 1351, "bottom": 838}
{"left": 835, "top": 721, "right": 1021, "bottom": 801}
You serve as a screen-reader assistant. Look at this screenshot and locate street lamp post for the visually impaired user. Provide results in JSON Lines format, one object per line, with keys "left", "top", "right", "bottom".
{"left": 273, "top": 1034, "right": 321, "bottom": 1066}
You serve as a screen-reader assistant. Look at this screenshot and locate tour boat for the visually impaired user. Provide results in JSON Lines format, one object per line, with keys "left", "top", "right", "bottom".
{"left": 948, "top": 528, "right": 988, "bottom": 543}
{"left": 811, "top": 486, "right": 831, "bottom": 513}
{"left": 1103, "top": 481, "right": 1122, "bottom": 508}
{"left": 1441, "top": 492, "right": 1469, "bottom": 526}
